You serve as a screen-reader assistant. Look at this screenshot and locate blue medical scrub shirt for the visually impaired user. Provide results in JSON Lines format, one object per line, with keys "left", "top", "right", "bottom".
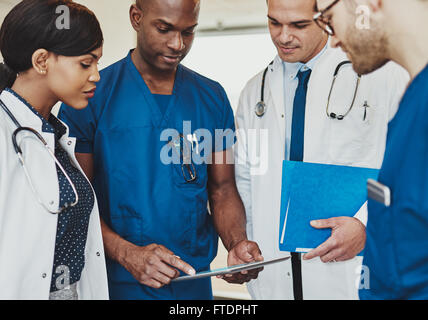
{"left": 59, "top": 51, "right": 236, "bottom": 300}
{"left": 360, "top": 64, "right": 428, "bottom": 300}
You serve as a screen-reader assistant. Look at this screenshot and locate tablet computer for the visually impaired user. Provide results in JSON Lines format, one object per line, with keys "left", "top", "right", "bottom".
{"left": 172, "top": 256, "right": 290, "bottom": 282}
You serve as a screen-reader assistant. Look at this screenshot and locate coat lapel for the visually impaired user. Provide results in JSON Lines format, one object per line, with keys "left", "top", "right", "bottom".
{"left": 267, "top": 56, "right": 287, "bottom": 145}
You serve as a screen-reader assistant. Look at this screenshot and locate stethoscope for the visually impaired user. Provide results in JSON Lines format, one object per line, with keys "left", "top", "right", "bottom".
{"left": 0, "top": 98, "right": 78, "bottom": 214}
{"left": 255, "top": 60, "right": 361, "bottom": 120}
{"left": 326, "top": 61, "right": 361, "bottom": 120}
{"left": 255, "top": 62, "right": 272, "bottom": 118}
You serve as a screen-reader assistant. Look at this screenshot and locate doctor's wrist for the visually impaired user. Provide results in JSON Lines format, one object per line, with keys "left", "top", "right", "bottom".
{"left": 113, "top": 239, "right": 138, "bottom": 267}
{"left": 226, "top": 237, "right": 248, "bottom": 252}
{"left": 353, "top": 215, "right": 367, "bottom": 228}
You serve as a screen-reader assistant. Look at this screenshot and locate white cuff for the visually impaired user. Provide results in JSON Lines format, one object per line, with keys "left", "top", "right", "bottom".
{"left": 353, "top": 201, "right": 368, "bottom": 227}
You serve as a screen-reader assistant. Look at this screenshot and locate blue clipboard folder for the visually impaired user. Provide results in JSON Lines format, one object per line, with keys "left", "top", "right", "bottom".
{"left": 279, "top": 161, "right": 379, "bottom": 254}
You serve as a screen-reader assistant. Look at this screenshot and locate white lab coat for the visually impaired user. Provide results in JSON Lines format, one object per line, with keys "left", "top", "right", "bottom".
{"left": 234, "top": 46, "right": 409, "bottom": 300}
{"left": 0, "top": 90, "right": 109, "bottom": 300}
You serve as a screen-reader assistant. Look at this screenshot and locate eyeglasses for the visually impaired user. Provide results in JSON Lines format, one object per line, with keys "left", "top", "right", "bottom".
{"left": 313, "top": 0, "right": 341, "bottom": 36}
{"left": 169, "top": 134, "right": 197, "bottom": 183}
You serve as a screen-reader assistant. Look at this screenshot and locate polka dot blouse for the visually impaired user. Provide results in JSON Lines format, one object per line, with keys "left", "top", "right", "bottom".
{"left": 6, "top": 89, "right": 95, "bottom": 293}
{"left": 47, "top": 115, "right": 94, "bottom": 293}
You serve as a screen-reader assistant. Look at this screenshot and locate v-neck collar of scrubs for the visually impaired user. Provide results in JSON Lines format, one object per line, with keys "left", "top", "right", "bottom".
{"left": 153, "top": 94, "right": 172, "bottom": 116}
{"left": 125, "top": 50, "right": 183, "bottom": 128}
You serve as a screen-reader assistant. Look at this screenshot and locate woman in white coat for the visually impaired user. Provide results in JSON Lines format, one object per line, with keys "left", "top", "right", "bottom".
{"left": 234, "top": 0, "right": 409, "bottom": 300}
{"left": 0, "top": 0, "right": 108, "bottom": 300}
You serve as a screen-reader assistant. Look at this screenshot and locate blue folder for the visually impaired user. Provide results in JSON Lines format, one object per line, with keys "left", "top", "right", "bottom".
{"left": 278, "top": 161, "right": 379, "bottom": 254}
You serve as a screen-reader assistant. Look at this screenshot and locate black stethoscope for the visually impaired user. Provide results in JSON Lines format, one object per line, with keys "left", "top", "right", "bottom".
{"left": 0, "top": 98, "right": 78, "bottom": 214}
{"left": 326, "top": 61, "right": 361, "bottom": 120}
{"left": 255, "top": 62, "right": 272, "bottom": 118}
{"left": 255, "top": 60, "right": 361, "bottom": 120}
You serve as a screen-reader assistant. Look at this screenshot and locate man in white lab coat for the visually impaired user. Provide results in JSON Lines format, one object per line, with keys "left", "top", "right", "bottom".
{"left": 234, "top": 0, "right": 409, "bottom": 300}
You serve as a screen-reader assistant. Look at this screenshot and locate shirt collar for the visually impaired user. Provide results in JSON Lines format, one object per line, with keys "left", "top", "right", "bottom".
{"left": 5, "top": 88, "right": 66, "bottom": 138}
{"left": 283, "top": 43, "right": 328, "bottom": 80}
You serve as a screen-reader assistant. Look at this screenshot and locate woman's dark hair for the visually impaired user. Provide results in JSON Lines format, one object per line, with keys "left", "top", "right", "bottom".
{"left": 0, "top": 0, "right": 104, "bottom": 91}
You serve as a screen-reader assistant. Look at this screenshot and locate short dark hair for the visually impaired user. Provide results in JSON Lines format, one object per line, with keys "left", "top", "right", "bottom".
{"left": 267, "top": 0, "right": 318, "bottom": 12}
{"left": 0, "top": 0, "right": 104, "bottom": 91}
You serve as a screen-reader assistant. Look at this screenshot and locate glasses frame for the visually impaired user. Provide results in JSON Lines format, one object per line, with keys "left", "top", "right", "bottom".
{"left": 313, "top": 0, "right": 341, "bottom": 36}
{"left": 169, "top": 134, "right": 197, "bottom": 183}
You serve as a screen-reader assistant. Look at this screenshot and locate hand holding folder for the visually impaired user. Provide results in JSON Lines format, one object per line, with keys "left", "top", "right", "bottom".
{"left": 279, "top": 161, "right": 379, "bottom": 256}
{"left": 302, "top": 216, "right": 368, "bottom": 261}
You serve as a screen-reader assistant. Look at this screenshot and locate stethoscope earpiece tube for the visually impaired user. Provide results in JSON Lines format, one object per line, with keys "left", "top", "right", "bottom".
{"left": 255, "top": 67, "right": 269, "bottom": 118}
{"left": 334, "top": 61, "right": 351, "bottom": 77}
{"left": 0, "top": 98, "right": 78, "bottom": 214}
{"left": 326, "top": 61, "right": 361, "bottom": 120}
{"left": 0, "top": 99, "right": 21, "bottom": 127}
{"left": 12, "top": 126, "right": 47, "bottom": 155}
{"left": 1, "top": 98, "right": 48, "bottom": 153}
{"left": 260, "top": 66, "right": 269, "bottom": 103}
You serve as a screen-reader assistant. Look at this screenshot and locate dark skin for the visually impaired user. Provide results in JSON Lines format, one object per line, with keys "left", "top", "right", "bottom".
{"left": 208, "top": 150, "right": 264, "bottom": 284}
{"left": 77, "top": 0, "right": 263, "bottom": 289}
{"left": 130, "top": 0, "right": 199, "bottom": 94}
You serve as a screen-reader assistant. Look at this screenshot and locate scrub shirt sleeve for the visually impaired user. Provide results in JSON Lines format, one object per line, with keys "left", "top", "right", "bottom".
{"left": 58, "top": 102, "right": 97, "bottom": 154}
{"left": 234, "top": 86, "right": 254, "bottom": 240}
{"left": 214, "top": 85, "right": 236, "bottom": 152}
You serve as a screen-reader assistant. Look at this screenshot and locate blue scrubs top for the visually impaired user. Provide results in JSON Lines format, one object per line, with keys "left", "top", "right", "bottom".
{"left": 360, "top": 64, "right": 428, "bottom": 300}
{"left": 58, "top": 51, "right": 235, "bottom": 300}
{"left": 153, "top": 94, "right": 172, "bottom": 116}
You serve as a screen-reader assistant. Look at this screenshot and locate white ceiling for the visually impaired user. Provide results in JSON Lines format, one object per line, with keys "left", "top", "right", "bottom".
{"left": 0, "top": 0, "right": 269, "bottom": 34}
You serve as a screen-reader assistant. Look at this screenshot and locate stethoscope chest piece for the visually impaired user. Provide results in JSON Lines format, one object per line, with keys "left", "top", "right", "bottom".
{"left": 255, "top": 101, "right": 267, "bottom": 118}
{"left": 255, "top": 65, "right": 271, "bottom": 118}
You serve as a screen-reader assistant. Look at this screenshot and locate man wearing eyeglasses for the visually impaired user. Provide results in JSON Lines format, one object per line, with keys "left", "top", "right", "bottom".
{"left": 235, "top": 0, "right": 408, "bottom": 299}
{"left": 315, "top": 0, "right": 428, "bottom": 299}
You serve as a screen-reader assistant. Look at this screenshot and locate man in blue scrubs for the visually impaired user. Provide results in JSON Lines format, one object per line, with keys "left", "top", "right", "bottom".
{"left": 315, "top": 0, "right": 428, "bottom": 299}
{"left": 59, "top": 0, "right": 263, "bottom": 300}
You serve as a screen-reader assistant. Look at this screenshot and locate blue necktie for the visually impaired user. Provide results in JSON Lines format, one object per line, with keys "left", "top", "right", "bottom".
{"left": 290, "top": 69, "right": 312, "bottom": 162}
{"left": 289, "top": 68, "right": 311, "bottom": 301}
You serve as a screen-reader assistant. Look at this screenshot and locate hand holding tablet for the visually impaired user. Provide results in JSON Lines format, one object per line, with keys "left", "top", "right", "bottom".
{"left": 172, "top": 256, "right": 290, "bottom": 282}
